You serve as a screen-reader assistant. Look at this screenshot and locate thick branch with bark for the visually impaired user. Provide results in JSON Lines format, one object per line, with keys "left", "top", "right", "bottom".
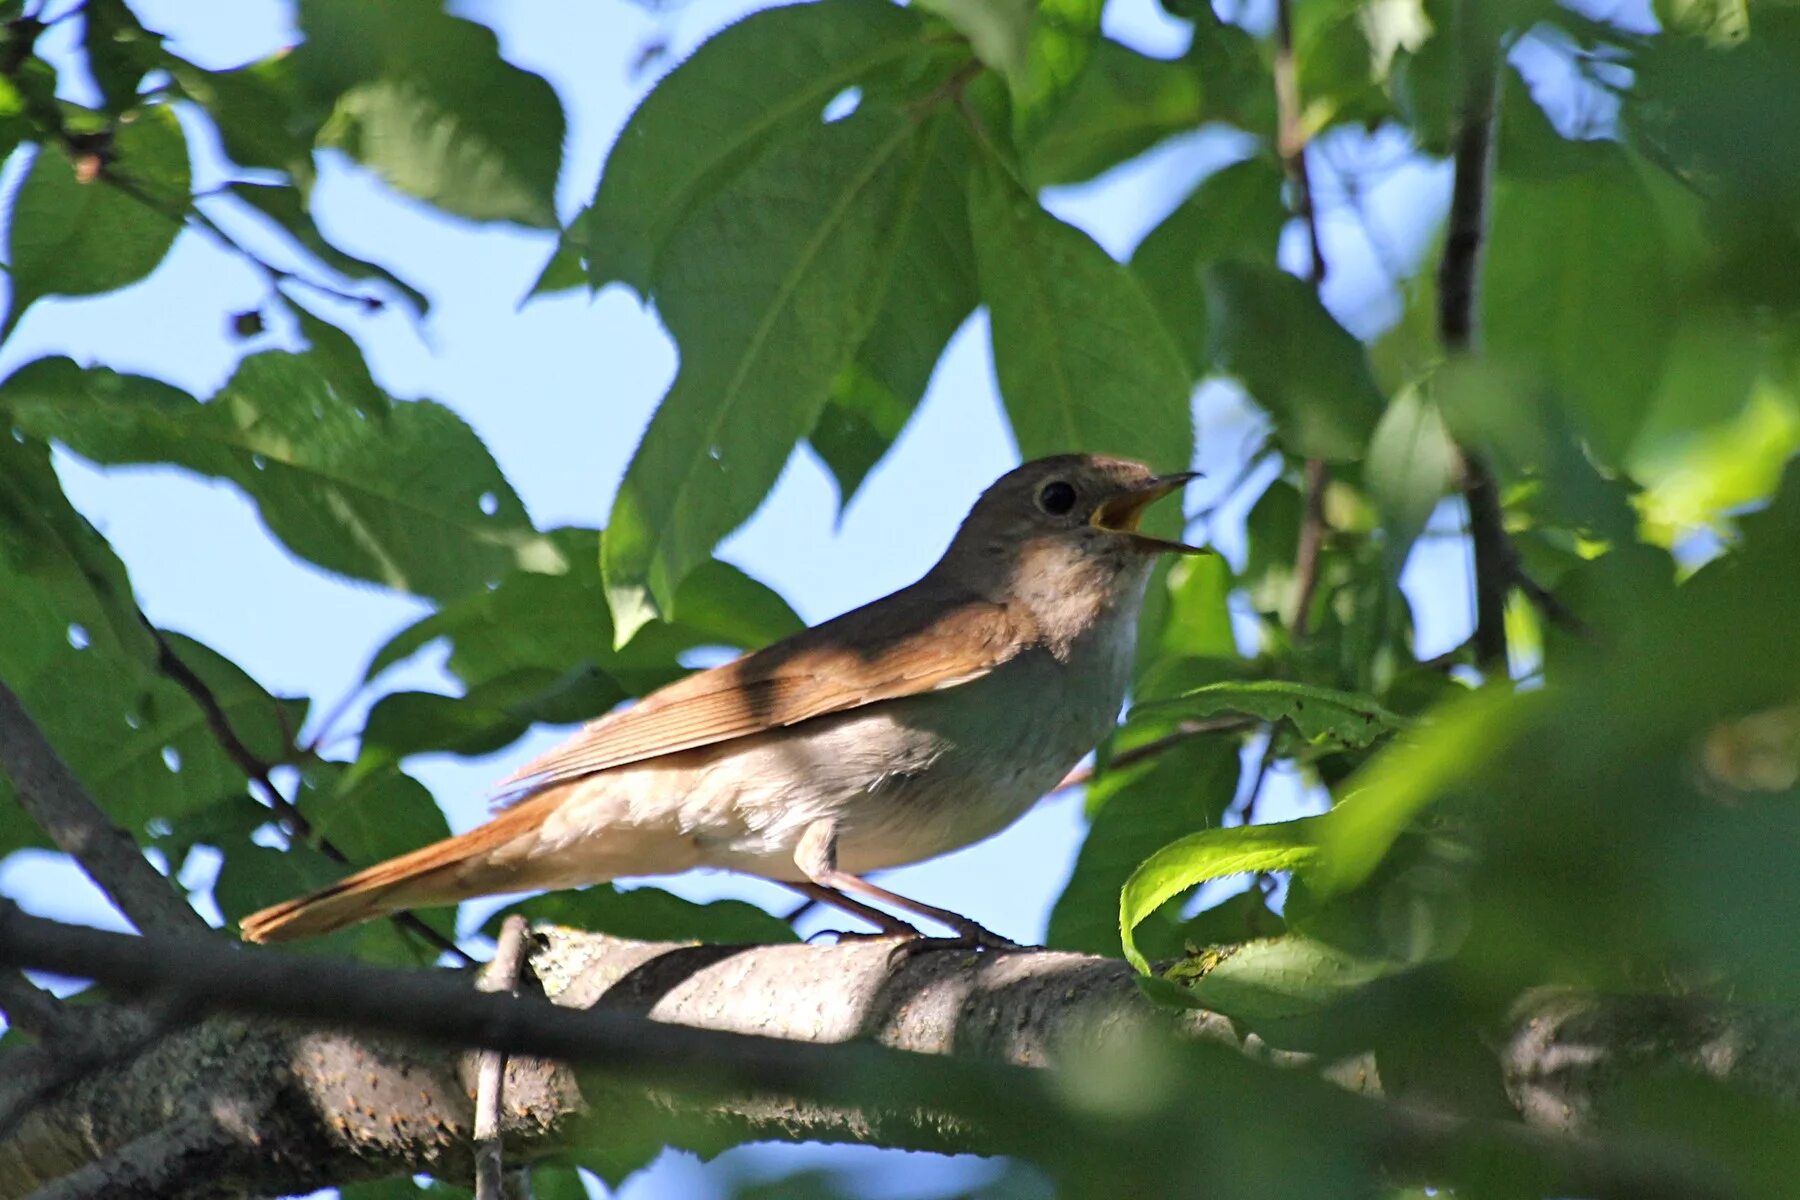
{"left": 0, "top": 908, "right": 1785, "bottom": 1199}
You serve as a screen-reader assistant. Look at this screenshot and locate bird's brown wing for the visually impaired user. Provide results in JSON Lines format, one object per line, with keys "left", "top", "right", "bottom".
{"left": 494, "top": 587, "right": 1032, "bottom": 800}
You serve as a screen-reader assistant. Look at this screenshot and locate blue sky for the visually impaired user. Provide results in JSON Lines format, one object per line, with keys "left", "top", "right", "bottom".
{"left": 0, "top": 0, "right": 1479, "bottom": 1194}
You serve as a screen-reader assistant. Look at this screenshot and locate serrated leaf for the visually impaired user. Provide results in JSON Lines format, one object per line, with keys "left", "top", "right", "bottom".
{"left": 1484, "top": 144, "right": 1674, "bottom": 464}
{"left": 585, "top": 0, "right": 925, "bottom": 293}
{"left": 0, "top": 353, "right": 564, "bottom": 600}
{"left": 1131, "top": 156, "right": 1286, "bottom": 374}
{"left": 1024, "top": 38, "right": 1208, "bottom": 188}
{"left": 483, "top": 883, "right": 796, "bottom": 945}
{"left": 169, "top": 52, "right": 324, "bottom": 187}
{"left": 971, "top": 163, "right": 1194, "bottom": 470}
{"left": 5, "top": 105, "right": 191, "bottom": 337}
{"left": 296, "top": 0, "right": 564, "bottom": 227}
{"left": 1049, "top": 727, "right": 1239, "bottom": 958}
{"left": 1203, "top": 260, "right": 1386, "bottom": 461}
{"left": 1120, "top": 818, "right": 1322, "bottom": 972}
{"left": 367, "top": 528, "right": 799, "bottom": 694}
{"left": 812, "top": 113, "right": 979, "bottom": 505}
{"left": 602, "top": 107, "right": 929, "bottom": 642}
{"left": 1134, "top": 680, "right": 1408, "bottom": 750}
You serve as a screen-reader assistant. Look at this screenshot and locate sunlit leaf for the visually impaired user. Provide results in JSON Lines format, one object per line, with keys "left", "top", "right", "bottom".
{"left": 296, "top": 0, "right": 565, "bottom": 226}
{"left": 1134, "top": 680, "right": 1409, "bottom": 750}
{"left": 1121, "top": 818, "right": 1322, "bottom": 972}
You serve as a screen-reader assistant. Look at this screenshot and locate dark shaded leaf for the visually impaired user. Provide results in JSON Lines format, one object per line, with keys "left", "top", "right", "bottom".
{"left": 482, "top": 883, "right": 796, "bottom": 945}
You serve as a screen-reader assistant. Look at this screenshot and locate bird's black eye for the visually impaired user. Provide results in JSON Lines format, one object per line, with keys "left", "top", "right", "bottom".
{"left": 1037, "top": 480, "right": 1077, "bottom": 515}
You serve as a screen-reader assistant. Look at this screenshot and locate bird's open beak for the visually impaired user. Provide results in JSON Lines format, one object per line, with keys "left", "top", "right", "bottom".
{"left": 1089, "top": 471, "right": 1210, "bottom": 555}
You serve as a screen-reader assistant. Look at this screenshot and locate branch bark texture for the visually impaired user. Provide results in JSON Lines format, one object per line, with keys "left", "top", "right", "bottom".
{"left": 0, "top": 909, "right": 1789, "bottom": 1199}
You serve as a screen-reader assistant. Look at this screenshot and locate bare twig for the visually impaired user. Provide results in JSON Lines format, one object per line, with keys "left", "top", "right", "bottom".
{"left": 0, "top": 682, "right": 203, "bottom": 934}
{"left": 144, "top": 623, "right": 474, "bottom": 964}
{"left": 1051, "top": 716, "right": 1258, "bottom": 793}
{"left": 1288, "top": 457, "right": 1330, "bottom": 636}
{"left": 1230, "top": 731, "right": 1281, "bottom": 827}
{"left": 474, "top": 914, "right": 531, "bottom": 1200}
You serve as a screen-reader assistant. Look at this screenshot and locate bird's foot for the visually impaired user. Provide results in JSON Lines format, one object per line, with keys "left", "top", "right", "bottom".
{"left": 884, "top": 925, "right": 1022, "bottom": 966}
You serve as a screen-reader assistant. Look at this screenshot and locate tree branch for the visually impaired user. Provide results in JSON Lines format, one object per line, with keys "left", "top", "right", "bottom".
{"left": 0, "top": 682, "right": 203, "bottom": 935}
{"left": 0, "top": 968, "right": 67, "bottom": 1040}
{"left": 0, "top": 909, "right": 1774, "bottom": 1200}
{"left": 474, "top": 915, "right": 531, "bottom": 1200}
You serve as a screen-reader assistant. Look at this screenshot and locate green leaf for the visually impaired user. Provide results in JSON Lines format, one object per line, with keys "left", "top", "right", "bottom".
{"left": 584, "top": 0, "right": 925, "bottom": 294}
{"left": 970, "top": 163, "right": 1194, "bottom": 470}
{"left": 482, "top": 884, "right": 796, "bottom": 945}
{"left": 812, "top": 114, "right": 979, "bottom": 505}
{"left": 1163, "top": 935, "right": 1397, "bottom": 1033}
{"left": 0, "top": 433, "right": 153, "bottom": 664}
{"left": 5, "top": 105, "right": 190, "bottom": 336}
{"left": 1049, "top": 728, "right": 1239, "bottom": 958}
{"left": 1313, "top": 686, "right": 1531, "bottom": 897}
{"left": 1010, "top": 0, "right": 1104, "bottom": 147}
{"left": 1203, "top": 260, "right": 1386, "bottom": 461}
{"left": 1134, "top": 680, "right": 1408, "bottom": 750}
{"left": 1120, "top": 818, "right": 1323, "bottom": 972}
{"left": 1155, "top": 553, "right": 1236, "bottom": 663}
{"left": 299, "top": 763, "right": 454, "bottom": 874}
{"left": 295, "top": 0, "right": 565, "bottom": 227}
{"left": 83, "top": 0, "right": 162, "bottom": 114}
{"left": 169, "top": 52, "right": 324, "bottom": 188}
{"left": 1130, "top": 156, "right": 1287, "bottom": 374}
{"left": 229, "top": 181, "right": 428, "bottom": 313}
{"left": 602, "top": 107, "right": 930, "bottom": 642}
{"left": 1484, "top": 145, "right": 1675, "bottom": 464}
{"left": 366, "top": 528, "right": 799, "bottom": 695}
{"left": 0, "top": 353, "right": 565, "bottom": 600}
{"left": 1364, "top": 385, "right": 1456, "bottom": 575}
{"left": 1655, "top": 0, "right": 1749, "bottom": 44}
{"left": 1024, "top": 38, "right": 1207, "bottom": 188}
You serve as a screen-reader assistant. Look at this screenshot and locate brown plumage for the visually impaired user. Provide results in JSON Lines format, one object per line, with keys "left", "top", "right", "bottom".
{"left": 240, "top": 455, "right": 1204, "bottom": 946}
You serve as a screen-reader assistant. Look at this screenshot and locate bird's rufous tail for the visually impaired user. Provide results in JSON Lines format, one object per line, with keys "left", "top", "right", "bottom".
{"left": 240, "top": 799, "right": 547, "bottom": 943}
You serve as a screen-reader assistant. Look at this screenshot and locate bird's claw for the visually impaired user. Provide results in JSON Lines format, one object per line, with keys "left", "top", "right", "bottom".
{"left": 884, "top": 927, "right": 1022, "bottom": 966}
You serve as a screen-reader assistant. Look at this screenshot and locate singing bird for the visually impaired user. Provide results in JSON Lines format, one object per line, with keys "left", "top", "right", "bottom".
{"left": 240, "top": 455, "right": 1205, "bottom": 947}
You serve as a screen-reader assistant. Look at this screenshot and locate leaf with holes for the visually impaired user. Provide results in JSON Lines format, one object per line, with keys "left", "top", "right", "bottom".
{"left": 0, "top": 353, "right": 564, "bottom": 600}
{"left": 971, "top": 163, "right": 1193, "bottom": 473}
{"left": 583, "top": 0, "right": 926, "bottom": 294}
{"left": 1120, "top": 818, "right": 1323, "bottom": 972}
{"left": 602, "top": 107, "right": 932, "bottom": 643}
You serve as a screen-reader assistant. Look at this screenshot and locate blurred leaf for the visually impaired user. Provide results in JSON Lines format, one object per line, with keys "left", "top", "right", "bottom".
{"left": 584, "top": 0, "right": 926, "bottom": 293}
{"left": 1364, "top": 386, "right": 1456, "bottom": 575}
{"left": 483, "top": 883, "right": 796, "bottom": 945}
{"left": 0, "top": 353, "right": 564, "bottom": 600}
{"left": 1049, "top": 727, "right": 1239, "bottom": 958}
{"left": 168, "top": 52, "right": 324, "bottom": 187}
{"left": 603, "top": 107, "right": 931, "bottom": 642}
{"left": 1121, "top": 818, "right": 1322, "bottom": 972}
{"left": 1131, "top": 156, "right": 1287, "bottom": 374}
{"left": 1155, "top": 553, "right": 1236, "bottom": 663}
{"left": 5, "top": 105, "right": 190, "bottom": 337}
{"left": 1484, "top": 145, "right": 1674, "bottom": 463}
{"left": 1654, "top": 0, "right": 1750, "bottom": 45}
{"left": 1134, "top": 680, "right": 1408, "bottom": 750}
{"left": 300, "top": 762, "right": 453, "bottom": 873}
{"left": 1203, "top": 261, "right": 1386, "bottom": 461}
{"left": 296, "top": 0, "right": 565, "bottom": 226}
{"left": 354, "top": 666, "right": 620, "bottom": 777}
{"left": 83, "top": 0, "right": 161, "bottom": 113}
{"left": 971, "top": 163, "right": 1194, "bottom": 471}
{"left": 1314, "top": 686, "right": 1530, "bottom": 897}
{"left": 228, "top": 181, "right": 428, "bottom": 313}
{"left": 1009, "top": 0, "right": 1103, "bottom": 147}
{"left": 1024, "top": 39, "right": 1206, "bottom": 188}
{"left": 812, "top": 114, "right": 979, "bottom": 506}
{"left": 529, "top": 1162, "right": 595, "bottom": 1200}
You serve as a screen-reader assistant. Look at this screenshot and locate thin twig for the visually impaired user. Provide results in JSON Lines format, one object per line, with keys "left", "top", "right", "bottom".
{"left": 144, "top": 622, "right": 474, "bottom": 964}
{"left": 1050, "top": 716, "right": 1258, "bottom": 793}
{"left": 474, "top": 915, "right": 531, "bottom": 1200}
{"left": 1230, "top": 730, "right": 1281, "bottom": 827}
{"left": 0, "top": 681, "right": 204, "bottom": 934}
{"left": 1273, "top": 0, "right": 1331, "bottom": 639}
